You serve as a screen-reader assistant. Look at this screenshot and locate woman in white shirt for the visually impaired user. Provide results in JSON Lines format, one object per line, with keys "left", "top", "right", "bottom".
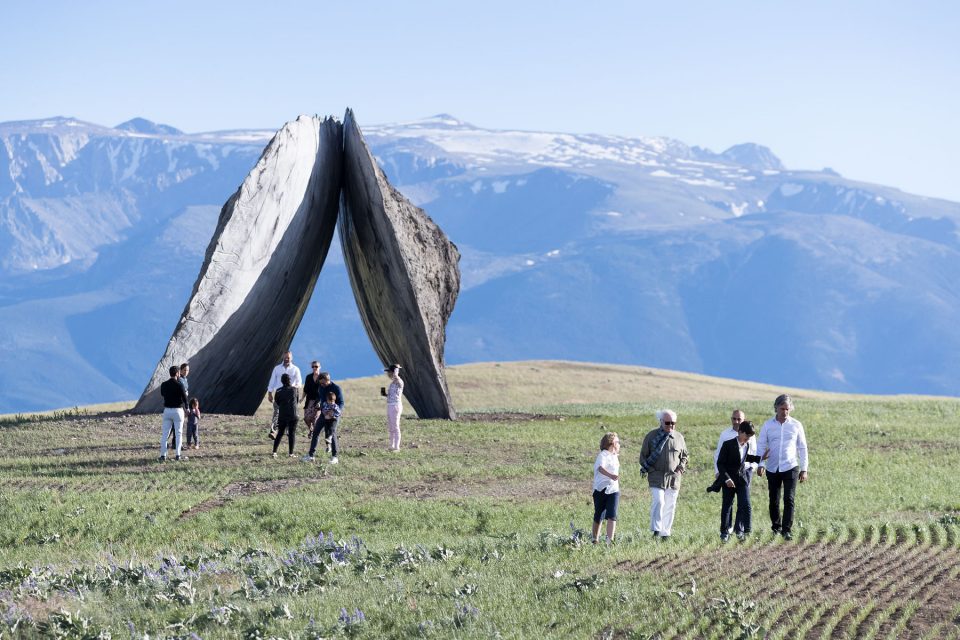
{"left": 592, "top": 432, "right": 621, "bottom": 544}
{"left": 384, "top": 364, "right": 405, "bottom": 451}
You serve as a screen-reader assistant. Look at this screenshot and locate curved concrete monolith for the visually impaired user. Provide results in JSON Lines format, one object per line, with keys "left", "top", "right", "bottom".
{"left": 134, "top": 115, "right": 343, "bottom": 414}
{"left": 339, "top": 109, "right": 460, "bottom": 419}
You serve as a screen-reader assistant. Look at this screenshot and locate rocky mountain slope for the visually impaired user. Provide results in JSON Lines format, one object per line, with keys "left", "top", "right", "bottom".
{"left": 2, "top": 114, "right": 959, "bottom": 412}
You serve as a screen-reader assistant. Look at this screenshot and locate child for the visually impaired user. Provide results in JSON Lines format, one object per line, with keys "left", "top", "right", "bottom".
{"left": 592, "top": 432, "right": 621, "bottom": 544}
{"left": 271, "top": 373, "right": 299, "bottom": 457}
{"left": 186, "top": 397, "right": 201, "bottom": 449}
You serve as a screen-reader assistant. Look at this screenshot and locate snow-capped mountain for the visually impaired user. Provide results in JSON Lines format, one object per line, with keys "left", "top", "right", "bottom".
{"left": 2, "top": 114, "right": 960, "bottom": 412}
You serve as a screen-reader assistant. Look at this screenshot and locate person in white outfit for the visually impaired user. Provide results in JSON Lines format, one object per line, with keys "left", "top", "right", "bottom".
{"left": 592, "top": 432, "right": 621, "bottom": 544}
{"left": 384, "top": 364, "right": 404, "bottom": 451}
{"left": 266, "top": 351, "right": 302, "bottom": 438}
{"left": 639, "top": 409, "right": 689, "bottom": 540}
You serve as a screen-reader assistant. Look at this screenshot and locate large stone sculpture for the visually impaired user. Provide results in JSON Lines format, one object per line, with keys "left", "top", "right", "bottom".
{"left": 134, "top": 110, "right": 460, "bottom": 419}
{"left": 134, "top": 116, "right": 343, "bottom": 414}
{"left": 340, "top": 109, "right": 460, "bottom": 419}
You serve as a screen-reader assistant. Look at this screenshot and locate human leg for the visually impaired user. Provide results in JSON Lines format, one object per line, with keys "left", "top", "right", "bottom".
{"left": 326, "top": 418, "right": 340, "bottom": 457}
{"left": 160, "top": 410, "right": 174, "bottom": 458}
{"left": 781, "top": 467, "right": 800, "bottom": 535}
{"left": 172, "top": 409, "right": 184, "bottom": 457}
{"left": 307, "top": 424, "right": 323, "bottom": 457}
{"left": 272, "top": 422, "right": 287, "bottom": 453}
{"left": 720, "top": 485, "right": 735, "bottom": 538}
{"left": 649, "top": 487, "right": 665, "bottom": 534}
{"left": 387, "top": 404, "right": 401, "bottom": 449}
{"left": 269, "top": 401, "right": 279, "bottom": 437}
{"left": 660, "top": 488, "right": 679, "bottom": 536}
{"left": 286, "top": 420, "right": 297, "bottom": 455}
{"left": 735, "top": 481, "right": 752, "bottom": 535}
{"left": 604, "top": 492, "right": 619, "bottom": 542}
{"left": 766, "top": 471, "right": 784, "bottom": 533}
{"left": 592, "top": 490, "right": 605, "bottom": 542}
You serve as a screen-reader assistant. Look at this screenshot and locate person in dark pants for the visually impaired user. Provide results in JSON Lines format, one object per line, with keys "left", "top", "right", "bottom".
{"left": 318, "top": 372, "right": 344, "bottom": 453}
{"left": 271, "top": 374, "right": 299, "bottom": 457}
{"left": 756, "top": 394, "right": 809, "bottom": 540}
{"left": 169, "top": 362, "right": 190, "bottom": 450}
{"left": 716, "top": 420, "right": 758, "bottom": 541}
{"left": 302, "top": 361, "right": 323, "bottom": 439}
{"left": 305, "top": 390, "right": 342, "bottom": 463}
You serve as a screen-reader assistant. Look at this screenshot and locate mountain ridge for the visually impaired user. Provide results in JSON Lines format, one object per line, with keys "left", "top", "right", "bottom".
{"left": 1, "top": 112, "right": 959, "bottom": 412}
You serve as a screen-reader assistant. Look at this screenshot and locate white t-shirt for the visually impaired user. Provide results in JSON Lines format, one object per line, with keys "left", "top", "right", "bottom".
{"left": 593, "top": 450, "right": 620, "bottom": 494}
{"left": 268, "top": 362, "right": 302, "bottom": 393}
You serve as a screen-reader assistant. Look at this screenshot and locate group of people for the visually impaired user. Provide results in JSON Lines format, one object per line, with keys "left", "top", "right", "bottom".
{"left": 592, "top": 394, "right": 809, "bottom": 544}
{"left": 156, "top": 350, "right": 406, "bottom": 464}
{"left": 159, "top": 362, "right": 201, "bottom": 461}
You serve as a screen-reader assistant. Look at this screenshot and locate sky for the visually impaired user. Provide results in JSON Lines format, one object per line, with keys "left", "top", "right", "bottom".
{"left": 2, "top": 1, "right": 958, "bottom": 201}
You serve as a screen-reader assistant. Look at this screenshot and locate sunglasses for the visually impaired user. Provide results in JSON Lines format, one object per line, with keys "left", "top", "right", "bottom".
{"left": 663, "top": 421, "right": 676, "bottom": 426}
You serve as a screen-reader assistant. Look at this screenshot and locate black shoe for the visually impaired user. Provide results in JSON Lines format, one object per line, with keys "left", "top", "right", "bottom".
{"left": 652, "top": 531, "right": 660, "bottom": 538}
{"left": 736, "top": 532, "right": 747, "bottom": 541}
{"left": 158, "top": 455, "right": 166, "bottom": 462}
{"left": 175, "top": 455, "right": 188, "bottom": 461}
{"left": 782, "top": 531, "right": 793, "bottom": 541}
{"left": 720, "top": 535, "right": 729, "bottom": 543}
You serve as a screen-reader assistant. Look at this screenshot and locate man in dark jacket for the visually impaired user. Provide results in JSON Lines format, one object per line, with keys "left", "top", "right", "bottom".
{"left": 715, "top": 420, "right": 758, "bottom": 541}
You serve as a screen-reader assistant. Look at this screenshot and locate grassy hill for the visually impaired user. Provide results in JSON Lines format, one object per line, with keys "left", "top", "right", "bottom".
{"left": 1, "top": 361, "right": 959, "bottom": 638}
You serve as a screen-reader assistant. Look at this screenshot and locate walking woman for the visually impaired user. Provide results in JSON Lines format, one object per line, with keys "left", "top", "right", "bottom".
{"left": 384, "top": 364, "right": 404, "bottom": 451}
{"left": 303, "top": 360, "right": 322, "bottom": 438}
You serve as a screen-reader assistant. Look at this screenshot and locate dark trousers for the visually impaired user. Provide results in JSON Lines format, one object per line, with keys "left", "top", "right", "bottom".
{"left": 309, "top": 418, "right": 339, "bottom": 457}
{"left": 272, "top": 418, "right": 297, "bottom": 454}
{"left": 186, "top": 421, "right": 199, "bottom": 446}
{"left": 766, "top": 466, "right": 800, "bottom": 534}
{"left": 721, "top": 478, "right": 752, "bottom": 536}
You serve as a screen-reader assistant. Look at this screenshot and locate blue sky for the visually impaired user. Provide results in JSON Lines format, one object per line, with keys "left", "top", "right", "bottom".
{"left": 3, "top": 1, "right": 958, "bottom": 201}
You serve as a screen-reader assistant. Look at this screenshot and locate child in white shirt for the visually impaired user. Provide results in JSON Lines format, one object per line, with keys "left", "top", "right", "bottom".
{"left": 592, "top": 432, "right": 621, "bottom": 544}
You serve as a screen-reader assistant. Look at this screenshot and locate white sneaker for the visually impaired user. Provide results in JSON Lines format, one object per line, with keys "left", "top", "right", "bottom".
{"left": 272, "top": 452, "right": 277, "bottom": 458}
{"left": 330, "top": 457, "right": 339, "bottom": 465}
{"left": 301, "top": 455, "right": 314, "bottom": 462}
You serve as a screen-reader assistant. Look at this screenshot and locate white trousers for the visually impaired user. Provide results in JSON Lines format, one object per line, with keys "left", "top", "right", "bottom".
{"left": 161, "top": 407, "right": 184, "bottom": 457}
{"left": 650, "top": 487, "right": 679, "bottom": 537}
{"left": 387, "top": 403, "right": 402, "bottom": 449}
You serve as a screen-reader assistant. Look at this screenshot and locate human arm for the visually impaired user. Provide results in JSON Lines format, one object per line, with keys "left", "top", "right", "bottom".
{"left": 713, "top": 433, "right": 725, "bottom": 475}
{"left": 797, "top": 423, "right": 809, "bottom": 481}
{"left": 675, "top": 436, "right": 689, "bottom": 474}
{"left": 596, "top": 452, "right": 620, "bottom": 481}
{"left": 755, "top": 425, "right": 768, "bottom": 475}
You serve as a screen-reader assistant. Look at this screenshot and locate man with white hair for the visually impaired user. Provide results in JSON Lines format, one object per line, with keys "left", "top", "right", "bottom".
{"left": 639, "top": 409, "right": 689, "bottom": 540}
{"left": 756, "top": 394, "right": 809, "bottom": 540}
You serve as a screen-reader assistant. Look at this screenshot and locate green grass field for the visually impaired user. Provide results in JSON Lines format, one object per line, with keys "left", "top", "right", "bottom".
{"left": 1, "top": 361, "right": 959, "bottom": 639}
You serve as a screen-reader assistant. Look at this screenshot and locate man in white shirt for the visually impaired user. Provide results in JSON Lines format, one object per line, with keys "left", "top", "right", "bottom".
{"left": 266, "top": 351, "right": 302, "bottom": 437}
{"left": 756, "top": 394, "right": 809, "bottom": 540}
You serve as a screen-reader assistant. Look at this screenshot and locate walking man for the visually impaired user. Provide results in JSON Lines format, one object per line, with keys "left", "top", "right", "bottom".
{"left": 267, "top": 351, "right": 302, "bottom": 438}
{"left": 639, "top": 409, "right": 689, "bottom": 540}
{"left": 757, "top": 394, "right": 809, "bottom": 540}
